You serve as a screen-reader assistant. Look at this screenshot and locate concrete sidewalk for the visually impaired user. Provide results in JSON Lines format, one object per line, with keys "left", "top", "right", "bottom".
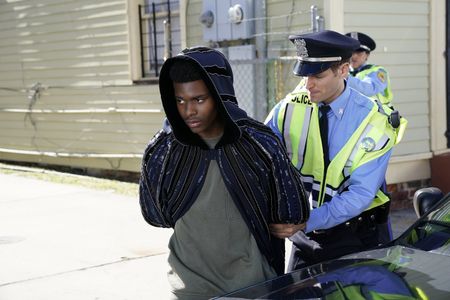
{"left": 0, "top": 172, "right": 172, "bottom": 300}
{"left": 0, "top": 171, "right": 418, "bottom": 300}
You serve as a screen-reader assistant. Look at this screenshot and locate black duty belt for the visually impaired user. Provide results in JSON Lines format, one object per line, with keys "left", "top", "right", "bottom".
{"left": 311, "top": 202, "right": 390, "bottom": 236}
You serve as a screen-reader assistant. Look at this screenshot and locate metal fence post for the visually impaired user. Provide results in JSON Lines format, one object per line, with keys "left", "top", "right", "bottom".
{"left": 311, "top": 5, "right": 318, "bottom": 32}
{"left": 164, "top": 20, "right": 172, "bottom": 61}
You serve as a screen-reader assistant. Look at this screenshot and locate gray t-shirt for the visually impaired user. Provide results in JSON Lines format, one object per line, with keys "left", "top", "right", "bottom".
{"left": 167, "top": 136, "right": 276, "bottom": 300}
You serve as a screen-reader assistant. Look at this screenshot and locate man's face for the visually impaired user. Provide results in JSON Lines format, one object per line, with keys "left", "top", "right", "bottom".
{"left": 350, "top": 51, "right": 369, "bottom": 70}
{"left": 174, "top": 79, "right": 224, "bottom": 139}
{"left": 304, "top": 63, "right": 349, "bottom": 104}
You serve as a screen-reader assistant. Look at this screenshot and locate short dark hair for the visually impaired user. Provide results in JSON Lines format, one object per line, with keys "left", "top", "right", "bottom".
{"left": 330, "top": 58, "right": 350, "bottom": 73}
{"left": 169, "top": 59, "right": 202, "bottom": 83}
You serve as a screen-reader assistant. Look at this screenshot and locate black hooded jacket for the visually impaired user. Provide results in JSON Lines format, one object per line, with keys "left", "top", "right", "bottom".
{"left": 139, "top": 47, "right": 309, "bottom": 274}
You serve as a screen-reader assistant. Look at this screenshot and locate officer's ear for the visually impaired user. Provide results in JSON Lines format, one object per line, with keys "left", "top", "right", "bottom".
{"left": 339, "top": 62, "right": 350, "bottom": 78}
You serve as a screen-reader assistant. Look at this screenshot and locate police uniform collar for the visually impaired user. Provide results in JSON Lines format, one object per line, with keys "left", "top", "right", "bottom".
{"left": 327, "top": 84, "right": 350, "bottom": 120}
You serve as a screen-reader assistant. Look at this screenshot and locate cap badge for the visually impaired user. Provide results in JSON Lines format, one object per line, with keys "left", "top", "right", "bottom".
{"left": 294, "top": 39, "right": 308, "bottom": 59}
{"left": 350, "top": 32, "right": 359, "bottom": 40}
{"left": 360, "top": 137, "right": 376, "bottom": 152}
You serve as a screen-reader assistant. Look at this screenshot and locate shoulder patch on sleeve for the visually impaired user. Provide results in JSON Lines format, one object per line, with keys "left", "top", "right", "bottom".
{"left": 377, "top": 71, "right": 386, "bottom": 82}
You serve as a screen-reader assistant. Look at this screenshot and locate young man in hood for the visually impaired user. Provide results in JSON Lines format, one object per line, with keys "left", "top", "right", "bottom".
{"left": 139, "top": 47, "right": 309, "bottom": 299}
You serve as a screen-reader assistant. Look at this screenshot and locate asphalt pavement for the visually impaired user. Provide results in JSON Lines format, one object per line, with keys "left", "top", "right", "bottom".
{"left": 0, "top": 171, "right": 418, "bottom": 300}
{"left": 0, "top": 172, "right": 172, "bottom": 300}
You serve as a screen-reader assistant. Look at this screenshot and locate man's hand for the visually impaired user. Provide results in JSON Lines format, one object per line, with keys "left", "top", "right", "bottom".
{"left": 269, "top": 223, "right": 306, "bottom": 239}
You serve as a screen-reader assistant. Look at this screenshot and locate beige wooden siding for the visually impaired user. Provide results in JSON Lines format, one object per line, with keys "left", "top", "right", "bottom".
{"left": 185, "top": 0, "right": 203, "bottom": 47}
{"left": 0, "top": 0, "right": 164, "bottom": 172}
{"left": 344, "top": 0, "right": 430, "bottom": 157}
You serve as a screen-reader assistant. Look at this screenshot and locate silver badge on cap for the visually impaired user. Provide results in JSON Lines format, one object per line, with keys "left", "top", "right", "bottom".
{"left": 360, "top": 137, "right": 375, "bottom": 152}
{"left": 350, "top": 32, "right": 359, "bottom": 40}
{"left": 294, "top": 39, "right": 308, "bottom": 59}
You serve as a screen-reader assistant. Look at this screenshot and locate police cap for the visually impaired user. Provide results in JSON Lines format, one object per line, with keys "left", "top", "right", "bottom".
{"left": 345, "top": 32, "right": 376, "bottom": 52}
{"left": 289, "top": 30, "right": 360, "bottom": 77}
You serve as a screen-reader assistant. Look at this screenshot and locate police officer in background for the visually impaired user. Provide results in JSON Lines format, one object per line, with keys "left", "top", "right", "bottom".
{"left": 346, "top": 31, "right": 407, "bottom": 145}
{"left": 266, "top": 30, "right": 397, "bottom": 270}
{"left": 345, "top": 32, "right": 393, "bottom": 108}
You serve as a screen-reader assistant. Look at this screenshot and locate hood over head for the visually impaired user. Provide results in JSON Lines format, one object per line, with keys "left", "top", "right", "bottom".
{"left": 159, "top": 46, "right": 244, "bottom": 148}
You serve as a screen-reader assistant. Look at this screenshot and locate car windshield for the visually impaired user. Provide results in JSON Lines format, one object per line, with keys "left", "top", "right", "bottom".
{"left": 216, "top": 247, "right": 450, "bottom": 299}
{"left": 395, "top": 194, "right": 450, "bottom": 256}
{"left": 215, "top": 194, "right": 450, "bottom": 300}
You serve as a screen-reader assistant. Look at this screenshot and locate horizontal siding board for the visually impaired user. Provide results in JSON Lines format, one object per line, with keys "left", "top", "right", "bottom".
{"left": 401, "top": 114, "right": 429, "bottom": 129}
{"left": 371, "top": 52, "right": 428, "bottom": 65}
{"left": 6, "top": 15, "right": 128, "bottom": 35}
{"left": 0, "top": 112, "right": 165, "bottom": 128}
{"left": 0, "top": 117, "right": 164, "bottom": 134}
{"left": 12, "top": 38, "right": 129, "bottom": 57}
{"left": 374, "top": 40, "right": 428, "bottom": 53}
{"left": 345, "top": 0, "right": 428, "bottom": 14}
{"left": 0, "top": 128, "right": 152, "bottom": 144}
{"left": 0, "top": 138, "right": 147, "bottom": 154}
{"left": 390, "top": 89, "right": 428, "bottom": 103}
{"left": 395, "top": 102, "right": 428, "bottom": 116}
{"left": 0, "top": 61, "right": 23, "bottom": 72}
{"left": 19, "top": 65, "right": 129, "bottom": 80}
{"left": 2, "top": 20, "right": 128, "bottom": 42}
{"left": 398, "top": 127, "right": 429, "bottom": 143}
{"left": 1, "top": 31, "right": 129, "bottom": 52}
{"left": 0, "top": 2, "right": 126, "bottom": 29}
{"left": 344, "top": 14, "right": 428, "bottom": 27}
{"left": 5, "top": 78, "right": 133, "bottom": 88}
{"left": 0, "top": 0, "right": 76, "bottom": 18}
{"left": 345, "top": 27, "right": 428, "bottom": 40}
{"left": 21, "top": 71, "right": 131, "bottom": 84}
{"left": 387, "top": 65, "right": 428, "bottom": 78}
{"left": 21, "top": 56, "right": 129, "bottom": 70}
{"left": 0, "top": 101, "right": 164, "bottom": 111}
{"left": 392, "top": 140, "right": 429, "bottom": 156}
{"left": 0, "top": 153, "right": 142, "bottom": 172}
{"left": 392, "top": 77, "right": 428, "bottom": 90}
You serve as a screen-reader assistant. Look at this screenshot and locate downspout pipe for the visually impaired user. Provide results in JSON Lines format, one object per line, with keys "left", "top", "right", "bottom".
{"left": 254, "top": 0, "right": 267, "bottom": 121}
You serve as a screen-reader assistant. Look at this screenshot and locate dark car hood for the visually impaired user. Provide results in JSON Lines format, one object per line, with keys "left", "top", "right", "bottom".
{"left": 216, "top": 245, "right": 450, "bottom": 299}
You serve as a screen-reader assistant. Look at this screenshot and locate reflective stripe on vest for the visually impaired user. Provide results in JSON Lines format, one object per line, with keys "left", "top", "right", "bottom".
{"left": 281, "top": 103, "right": 312, "bottom": 169}
{"left": 276, "top": 91, "right": 394, "bottom": 210}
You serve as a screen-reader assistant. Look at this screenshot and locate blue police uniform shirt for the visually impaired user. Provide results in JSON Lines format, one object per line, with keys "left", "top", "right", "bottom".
{"left": 265, "top": 84, "right": 392, "bottom": 233}
{"left": 347, "top": 63, "right": 388, "bottom": 97}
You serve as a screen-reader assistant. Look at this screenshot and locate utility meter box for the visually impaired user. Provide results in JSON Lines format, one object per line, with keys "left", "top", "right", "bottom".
{"left": 200, "top": 0, "right": 254, "bottom": 42}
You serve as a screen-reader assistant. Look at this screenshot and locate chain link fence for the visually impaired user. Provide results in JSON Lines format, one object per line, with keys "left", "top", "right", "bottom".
{"left": 229, "top": 57, "right": 300, "bottom": 122}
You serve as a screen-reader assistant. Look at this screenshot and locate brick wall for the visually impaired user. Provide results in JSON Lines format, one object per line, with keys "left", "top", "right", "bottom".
{"left": 388, "top": 179, "right": 431, "bottom": 210}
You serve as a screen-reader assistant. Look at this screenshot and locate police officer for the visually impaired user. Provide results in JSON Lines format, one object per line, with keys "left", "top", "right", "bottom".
{"left": 266, "top": 30, "right": 396, "bottom": 270}
{"left": 345, "top": 32, "right": 393, "bottom": 107}
{"left": 346, "top": 31, "right": 407, "bottom": 144}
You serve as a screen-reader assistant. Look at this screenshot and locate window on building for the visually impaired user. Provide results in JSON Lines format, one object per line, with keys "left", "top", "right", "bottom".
{"left": 138, "top": 0, "right": 181, "bottom": 78}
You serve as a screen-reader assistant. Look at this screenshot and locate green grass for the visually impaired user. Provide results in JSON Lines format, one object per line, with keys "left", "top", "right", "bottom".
{"left": 0, "top": 163, "right": 139, "bottom": 198}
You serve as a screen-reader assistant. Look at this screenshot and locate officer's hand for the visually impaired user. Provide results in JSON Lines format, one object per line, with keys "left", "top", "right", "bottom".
{"left": 269, "top": 223, "right": 305, "bottom": 239}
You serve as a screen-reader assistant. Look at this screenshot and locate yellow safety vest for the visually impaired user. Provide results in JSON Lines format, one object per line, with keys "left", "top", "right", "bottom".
{"left": 354, "top": 66, "right": 407, "bottom": 145}
{"left": 354, "top": 65, "right": 393, "bottom": 106}
{"left": 274, "top": 87, "right": 395, "bottom": 210}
